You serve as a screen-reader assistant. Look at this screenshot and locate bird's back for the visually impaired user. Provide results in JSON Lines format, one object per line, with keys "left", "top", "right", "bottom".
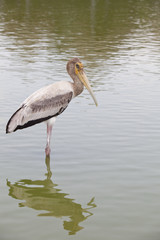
{"left": 6, "top": 81, "right": 73, "bottom": 133}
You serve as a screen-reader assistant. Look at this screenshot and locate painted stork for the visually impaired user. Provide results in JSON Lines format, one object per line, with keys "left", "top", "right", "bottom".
{"left": 6, "top": 58, "right": 98, "bottom": 155}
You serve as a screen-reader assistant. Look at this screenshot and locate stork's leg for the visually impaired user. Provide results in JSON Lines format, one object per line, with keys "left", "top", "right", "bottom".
{"left": 45, "top": 124, "right": 52, "bottom": 156}
{"left": 45, "top": 118, "right": 56, "bottom": 156}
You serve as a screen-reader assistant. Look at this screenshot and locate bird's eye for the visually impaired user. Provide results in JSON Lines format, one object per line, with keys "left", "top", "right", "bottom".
{"left": 76, "top": 64, "right": 79, "bottom": 69}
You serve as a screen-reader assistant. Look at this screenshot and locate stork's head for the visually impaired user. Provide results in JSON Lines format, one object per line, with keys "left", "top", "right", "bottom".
{"left": 67, "top": 58, "right": 98, "bottom": 106}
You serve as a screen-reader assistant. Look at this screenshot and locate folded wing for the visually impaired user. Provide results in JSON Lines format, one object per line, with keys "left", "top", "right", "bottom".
{"left": 6, "top": 82, "right": 73, "bottom": 133}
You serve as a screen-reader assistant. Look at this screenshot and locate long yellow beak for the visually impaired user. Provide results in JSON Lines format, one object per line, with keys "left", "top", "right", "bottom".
{"left": 77, "top": 70, "right": 98, "bottom": 106}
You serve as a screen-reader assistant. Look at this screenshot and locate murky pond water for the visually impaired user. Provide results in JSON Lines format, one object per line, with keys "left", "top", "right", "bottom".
{"left": 0, "top": 0, "right": 160, "bottom": 239}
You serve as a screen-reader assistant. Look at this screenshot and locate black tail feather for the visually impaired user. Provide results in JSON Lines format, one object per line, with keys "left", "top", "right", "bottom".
{"left": 6, "top": 106, "right": 23, "bottom": 133}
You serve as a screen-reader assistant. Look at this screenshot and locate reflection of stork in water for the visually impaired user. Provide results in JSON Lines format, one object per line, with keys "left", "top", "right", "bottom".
{"left": 7, "top": 156, "right": 96, "bottom": 235}
{"left": 6, "top": 58, "right": 97, "bottom": 156}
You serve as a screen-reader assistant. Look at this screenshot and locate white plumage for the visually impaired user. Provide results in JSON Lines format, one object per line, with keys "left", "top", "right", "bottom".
{"left": 6, "top": 81, "right": 73, "bottom": 133}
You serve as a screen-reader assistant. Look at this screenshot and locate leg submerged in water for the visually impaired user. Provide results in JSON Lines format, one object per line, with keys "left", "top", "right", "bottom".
{"left": 45, "top": 117, "right": 56, "bottom": 156}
